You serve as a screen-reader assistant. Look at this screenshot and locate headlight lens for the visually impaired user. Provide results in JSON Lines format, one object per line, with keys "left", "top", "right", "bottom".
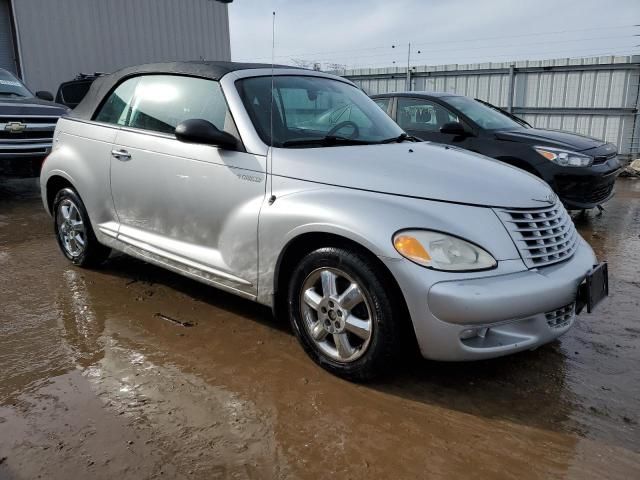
{"left": 393, "top": 230, "right": 496, "bottom": 271}
{"left": 534, "top": 146, "right": 593, "bottom": 167}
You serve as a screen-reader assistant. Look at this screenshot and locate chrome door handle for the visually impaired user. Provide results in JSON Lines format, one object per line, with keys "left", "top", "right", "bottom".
{"left": 111, "top": 149, "right": 131, "bottom": 161}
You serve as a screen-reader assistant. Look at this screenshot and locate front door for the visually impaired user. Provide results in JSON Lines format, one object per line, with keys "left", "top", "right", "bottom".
{"left": 395, "top": 97, "right": 472, "bottom": 148}
{"left": 103, "top": 74, "right": 265, "bottom": 295}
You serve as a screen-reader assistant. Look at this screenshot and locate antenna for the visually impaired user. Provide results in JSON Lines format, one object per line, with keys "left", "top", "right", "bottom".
{"left": 268, "top": 10, "right": 276, "bottom": 203}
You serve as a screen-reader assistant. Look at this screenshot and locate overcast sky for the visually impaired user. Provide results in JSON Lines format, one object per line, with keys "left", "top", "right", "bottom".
{"left": 228, "top": 0, "right": 639, "bottom": 70}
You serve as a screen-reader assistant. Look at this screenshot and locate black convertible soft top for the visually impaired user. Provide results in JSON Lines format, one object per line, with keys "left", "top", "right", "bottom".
{"left": 71, "top": 61, "right": 299, "bottom": 120}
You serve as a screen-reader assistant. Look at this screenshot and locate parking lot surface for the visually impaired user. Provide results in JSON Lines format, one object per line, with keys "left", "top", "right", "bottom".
{"left": 1, "top": 178, "right": 639, "bottom": 479}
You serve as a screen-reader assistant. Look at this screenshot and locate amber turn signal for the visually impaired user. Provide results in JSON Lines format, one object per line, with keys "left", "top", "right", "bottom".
{"left": 393, "top": 235, "right": 432, "bottom": 263}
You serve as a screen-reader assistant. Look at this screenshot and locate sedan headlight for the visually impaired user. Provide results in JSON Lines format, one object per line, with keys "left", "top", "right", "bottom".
{"left": 534, "top": 146, "right": 593, "bottom": 167}
{"left": 393, "top": 230, "right": 496, "bottom": 271}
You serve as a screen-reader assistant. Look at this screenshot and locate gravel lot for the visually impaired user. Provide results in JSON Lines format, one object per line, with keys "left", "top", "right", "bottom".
{"left": 1, "top": 177, "right": 639, "bottom": 479}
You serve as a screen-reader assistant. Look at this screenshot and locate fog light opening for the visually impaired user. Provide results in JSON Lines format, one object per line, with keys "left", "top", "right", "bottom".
{"left": 460, "top": 327, "right": 489, "bottom": 340}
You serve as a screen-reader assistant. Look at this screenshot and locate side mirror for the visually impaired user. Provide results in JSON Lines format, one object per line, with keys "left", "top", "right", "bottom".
{"left": 440, "top": 122, "right": 469, "bottom": 136}
{"left": 35, "top": 90, "right": 54, "bottom": 101}
{"left": 175, "top": 119, "right": 237, "bottom": 149}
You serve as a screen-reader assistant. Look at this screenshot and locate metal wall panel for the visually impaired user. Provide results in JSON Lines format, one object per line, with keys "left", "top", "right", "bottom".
{"left": 343, "top": 56, "right": 640, "bottom": 157}
{"left": 12, "top": 0, "right": 231, "bottom": 92}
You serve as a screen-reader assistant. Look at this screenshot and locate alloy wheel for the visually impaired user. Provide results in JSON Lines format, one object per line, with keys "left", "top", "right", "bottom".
{"left": 300, "top": 267, "right": 374, "bottom": 363}
{"left": 57, "top": 199, "right": 86, "bottom": 257}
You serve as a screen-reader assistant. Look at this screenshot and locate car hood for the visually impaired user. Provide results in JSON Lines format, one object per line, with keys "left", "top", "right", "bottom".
{"left": 272, "top": 141, "right": 554, "bottom": 209}
{"left": 0, "top": 97, "right": 69, "bottom": 116}
{"left": 495, "top": 128, "right": 605, "bottom": 151}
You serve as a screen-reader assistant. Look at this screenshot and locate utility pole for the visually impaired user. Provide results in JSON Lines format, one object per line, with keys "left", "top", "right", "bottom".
{"left": 406, "top": 42, "right": 411, "bottom": 91}
{"left": 393, "top": 43, "right": 420, "bottom": 91}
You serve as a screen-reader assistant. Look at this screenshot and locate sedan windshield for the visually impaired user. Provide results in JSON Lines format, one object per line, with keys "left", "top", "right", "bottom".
{"left": 237, "top": 75, "right": 404, "bottom": 147}
{"left": 0, "top": 69, "right": 32, "bottom": 98}
{"left": 445, "top": 95, "right": 524, "bottom": 131}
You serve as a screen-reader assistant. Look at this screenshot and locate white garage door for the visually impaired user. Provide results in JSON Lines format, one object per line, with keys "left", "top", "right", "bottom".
{"left": 0, "top": 0, "right": 16, "bottom": 73}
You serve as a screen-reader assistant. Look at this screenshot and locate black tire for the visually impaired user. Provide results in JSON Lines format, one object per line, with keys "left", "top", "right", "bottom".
{"left": 287, "top": 246, "right": 401, "bottom": 382}
{"left": 53, "top": 187, "right": 111, "bottom": 267}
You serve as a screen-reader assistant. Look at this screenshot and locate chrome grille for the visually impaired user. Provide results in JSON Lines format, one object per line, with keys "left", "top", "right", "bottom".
{"left": 495, "top": 200, "right": 579, "bottom": 268}
{"left": 545, "top": 302, "right": 576, "bottom": 328}
{"left": 0, "top": 115, "right": 58, "bottom": 156}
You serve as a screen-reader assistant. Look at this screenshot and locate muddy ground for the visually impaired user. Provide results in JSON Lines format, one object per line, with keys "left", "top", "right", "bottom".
{"left": 0, "top": 177, "right": 638, "bottom": 480}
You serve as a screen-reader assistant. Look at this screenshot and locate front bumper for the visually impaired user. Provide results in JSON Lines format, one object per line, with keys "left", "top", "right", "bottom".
{"left": 382, "top": 238, "right": 597, "bottom": 361}
{"left": 539, "top": 157, "right": 621, "bottom": 209}
{"left": 0, "top": 154, "right": 48, "bottom": 178}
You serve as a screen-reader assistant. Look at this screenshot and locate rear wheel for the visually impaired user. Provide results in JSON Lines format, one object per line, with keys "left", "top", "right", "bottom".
{"left": 53, "top": 188, "right": 111, "bottom": 267}
{"left": 288, "top": 247, "right": 400, "bottom": 381}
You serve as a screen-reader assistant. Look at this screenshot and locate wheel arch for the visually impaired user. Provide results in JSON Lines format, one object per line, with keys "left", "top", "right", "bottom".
{"left": 272, "top": 231, "right": 417, "bottom": 350}
{"left": 45, "top": 173, "right": 76, "bottom": 213}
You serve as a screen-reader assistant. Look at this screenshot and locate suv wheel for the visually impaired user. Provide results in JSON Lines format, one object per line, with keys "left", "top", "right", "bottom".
{"left": 288, "top": 247, "right": 400, "bottom": 381}
{"left": 53, "top": 188, "right": 111, "bottom": 267}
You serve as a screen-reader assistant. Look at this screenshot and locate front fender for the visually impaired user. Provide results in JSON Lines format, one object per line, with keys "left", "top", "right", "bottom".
{"left": 256, "top": 179, "right": 521, "bottom": 305}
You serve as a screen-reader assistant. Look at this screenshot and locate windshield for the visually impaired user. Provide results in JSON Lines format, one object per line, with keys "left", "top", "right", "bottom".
{"left": 237, "top": 75, "right": 404, "bottom": 147}
{"left": 0, "top": 69, "right": 32, "bottom": 98}
{"left": 445, "top": 96, "right": 524, "bottom": 131}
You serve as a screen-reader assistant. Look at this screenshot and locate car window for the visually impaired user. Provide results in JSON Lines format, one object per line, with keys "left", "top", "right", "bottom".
{"left": 236, "top": 75, "right": 402, "bottom": 147}
{"left": 373, "top": 97, "right": 391, "bottom": 115}
{"left": 276, "top": 84, "right": 375, "bottom": 131}
{"left": 57, "top": 80, "right": 94, "bottom": 107}
{"left": 445, "top": 95, "right": 524, "bottom": 130}
{"left": 396, "top": 97, "right": 458, "bottom": 132}
{"left": 127, "top": 75, "right": 231, "bottom": 135}
{"left": 0, "top": 69, "right": 32, "bottom": 98}
{"left": 94, "top": 77, "right": 139, "bottom": 125}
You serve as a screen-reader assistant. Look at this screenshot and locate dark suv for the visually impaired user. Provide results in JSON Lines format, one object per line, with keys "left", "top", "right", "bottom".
{"left": 0, "top": 68, "right": 69, "bottom": 178}
{"left": 372, "top": 92, "right": 622, "bottom": 210}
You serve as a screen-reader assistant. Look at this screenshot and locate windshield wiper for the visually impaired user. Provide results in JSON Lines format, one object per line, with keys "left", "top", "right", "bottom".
{"left": 281, "top": 135, "right": 376, "bottom": 147}
{"left": 0, "top": 92, "right": 26, "bottom": 97}
{"left": 380, "top": 133, "right": 419, "bottom": 144}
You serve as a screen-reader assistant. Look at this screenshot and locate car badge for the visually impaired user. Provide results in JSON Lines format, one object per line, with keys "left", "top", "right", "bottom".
{"left": 531, "top": 193, "right": 556, "bottom": 204}
{"left": 5, "top": 121, "right": 27, "bottom": 134}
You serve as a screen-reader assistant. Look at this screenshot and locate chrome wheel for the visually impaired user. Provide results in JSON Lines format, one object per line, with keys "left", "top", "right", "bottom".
{"left": 300, "top": 267, "right": 374, "bottom": 363}
{"left": 56, "top": 199, "right": 86, "bottom": 257}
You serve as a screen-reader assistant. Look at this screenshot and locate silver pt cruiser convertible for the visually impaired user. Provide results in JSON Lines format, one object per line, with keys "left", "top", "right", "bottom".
{"left": 41, "top": 62, "right": 608, "bottom": 380}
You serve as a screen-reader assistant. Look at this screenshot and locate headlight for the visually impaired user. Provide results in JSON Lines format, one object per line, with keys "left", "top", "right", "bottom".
{"left": 393, "top": 230, "right": 496, "bottom": 271}
{"left": 534, "top": 146, "right": 593, "bottom": 167}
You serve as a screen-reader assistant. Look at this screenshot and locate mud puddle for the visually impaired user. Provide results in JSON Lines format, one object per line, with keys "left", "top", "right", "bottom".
{"left": 1, "top": 178, "right": 638, "bottom": 479}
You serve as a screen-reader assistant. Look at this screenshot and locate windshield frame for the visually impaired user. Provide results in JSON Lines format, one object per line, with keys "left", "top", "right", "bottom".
{"left": 235, "top": 73, "right": 404, "bottom": 149}
{"left": 0, "top": 69, "right": 33, "bottom": 99}
{"left": 442, "top": 95, "right": 526, "bottom": 132}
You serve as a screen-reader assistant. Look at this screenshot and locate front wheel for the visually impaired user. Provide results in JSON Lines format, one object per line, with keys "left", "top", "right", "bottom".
{"left": 288, "top": 247, "right": 401, "bottom": 381}
{"left": 53, "top": 187, "right": 111, "bottom": 267}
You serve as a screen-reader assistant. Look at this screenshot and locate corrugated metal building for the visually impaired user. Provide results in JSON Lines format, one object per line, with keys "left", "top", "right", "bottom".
{"left": 0, "top": 0, "right": 230, "bottom": 93}
{"left": 341, "top": 56, "right": 640, "bottom": 159}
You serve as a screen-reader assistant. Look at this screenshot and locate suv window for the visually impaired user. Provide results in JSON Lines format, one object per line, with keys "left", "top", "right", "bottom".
{"left": 0, "top": 68, "right": 32, "bottom": 98}
{"left": 128, "top": 75, "right": 231, "bottom": 135}
{"left": 396, "top": 97, "right": 458, "bottom": 132}
{"left": 57, "top": 80, "right": 95, "bottom": 108}
{"left": 94, "top": 77, "right": 139, "bottom": 125}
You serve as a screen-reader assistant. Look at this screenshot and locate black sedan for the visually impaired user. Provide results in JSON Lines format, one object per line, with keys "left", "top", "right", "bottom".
{"left": 371, "top": 92, "right": 622, "bottom": 210}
